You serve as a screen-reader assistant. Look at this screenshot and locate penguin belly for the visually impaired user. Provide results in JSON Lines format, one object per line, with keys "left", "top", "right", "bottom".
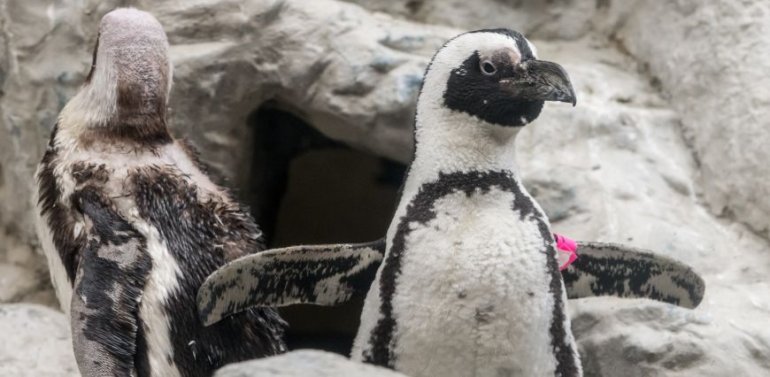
{"left": 361, "top": 187, "right": 560, "bottom": 377}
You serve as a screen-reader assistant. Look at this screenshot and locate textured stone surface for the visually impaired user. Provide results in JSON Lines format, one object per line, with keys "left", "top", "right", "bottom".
{"left": 0, "top": 264, "right": 38, "bottom": 302}
{"left": 611, "top": 0, "right": 770, "bottom": 239}
{"left": 0, "top": 304, "right": 78, "bottom": 377}
{"left": 519, "top": 37, "right": 770, "bottom": 377}
{"left": 347, "top": 0, "right": 602, "bottom": 40}
{"left": 0, "top": 233, "right": 56, "bottom": 306}
{"left": 0, "top": 0, "right": 769, "bottom": 376}
{"left": 216, "top": 350, "right": 409, "bottom": 377}
{"left": 571, "top": 298, "right": 770, "bottom": 377}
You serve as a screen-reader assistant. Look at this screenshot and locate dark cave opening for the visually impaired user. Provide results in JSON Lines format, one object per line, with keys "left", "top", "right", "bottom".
{"left": 245, "top": 105, "right": 405, "bottom": 355}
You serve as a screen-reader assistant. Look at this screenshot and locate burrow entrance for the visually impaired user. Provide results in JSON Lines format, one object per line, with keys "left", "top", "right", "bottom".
{"left": 245, "top": 105, "right": 406, "bottom": 354}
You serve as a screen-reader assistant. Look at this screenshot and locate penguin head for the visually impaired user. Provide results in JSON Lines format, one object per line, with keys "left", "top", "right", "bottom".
{"left": 419, "top": 29, "right": 575, "bottom": 129}
{"left": 60, "top": 8, "right": 172, "bottom": 137}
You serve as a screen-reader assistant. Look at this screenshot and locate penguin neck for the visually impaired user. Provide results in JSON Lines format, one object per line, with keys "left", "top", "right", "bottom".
{"left": 58, "top": 44, "right": 172, "bottom": 150}
{"left": 389, "top": 106, "right": 526, "bottom": 242}
{"left": 408, "top": 107, "right": 522, "bottom": 186}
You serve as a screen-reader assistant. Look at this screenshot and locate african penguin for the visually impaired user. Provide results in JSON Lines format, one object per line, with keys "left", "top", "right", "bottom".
{"left": 197, "top": 29, "right": 707, "bottom": 377}
{"left": 350, "top": 29, "right": 582, "bottom": 377}
{"left": 34, "top": 8, "right": 285, "bottom": 377}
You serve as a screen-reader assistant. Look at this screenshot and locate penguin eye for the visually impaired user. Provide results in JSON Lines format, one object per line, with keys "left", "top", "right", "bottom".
{"left": 480, "top": 60, "right": 497, "bottom": 76}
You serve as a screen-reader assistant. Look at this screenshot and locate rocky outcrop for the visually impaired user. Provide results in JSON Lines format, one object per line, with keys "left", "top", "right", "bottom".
{"left": 216, "top": 350, "right": 409, "bottom": 377}
{"left": 0, "top": 304, "right": 78, "bottom": 377}
{"left": 571, "top": 299, "right": 770, "bottom": 377}
{"left": 1, "top": 1, "right": 769, "bottom": 376}
{"left": 0, "top": 233, "right": 56, "bottom": 306}
{"left": 610, "top": 0, "right": 770, "bottom": 239}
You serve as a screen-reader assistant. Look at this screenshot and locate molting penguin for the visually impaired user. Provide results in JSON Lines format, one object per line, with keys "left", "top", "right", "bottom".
{"left": 34, "top": 8, "right": 285, "bottom": 377}
{"left": 197, "top": 29, "right": 706, "bottom": 377}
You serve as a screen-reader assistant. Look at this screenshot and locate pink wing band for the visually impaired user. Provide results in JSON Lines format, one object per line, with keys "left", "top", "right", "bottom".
{"left": 554, "top": 233, "right": 578, "bottom": 271}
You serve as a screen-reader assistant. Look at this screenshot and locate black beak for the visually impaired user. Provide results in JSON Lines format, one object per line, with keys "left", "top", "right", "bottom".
{"left": 500, "top": 60, "right": 577, "bottom": 106}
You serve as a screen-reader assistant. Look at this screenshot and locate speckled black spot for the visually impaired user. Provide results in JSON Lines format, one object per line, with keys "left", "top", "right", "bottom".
{"left": 71, "top": 162, "right": 110, "bottom": 186}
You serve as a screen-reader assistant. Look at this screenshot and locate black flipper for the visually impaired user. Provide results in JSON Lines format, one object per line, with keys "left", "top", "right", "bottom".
{"left": 563, "top": 241, "right": 705, "bottom": 309}
{"left": 69, "top": 188, "right": 152, "bottom": 377}
{"left": 197, "top": 240, "right": 385, "bottom": 326}
{"left": 198, "top": 239, "right": 705, "bottom": 326}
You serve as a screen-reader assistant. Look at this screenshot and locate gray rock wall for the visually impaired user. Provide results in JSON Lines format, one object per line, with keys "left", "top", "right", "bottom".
{"left": 613, "top": 0, "right": 770, "bottom": 238}
{"left": 0, "top": 304, "right": 78, "bottom": 377}
{"left": 1, "top": 0, "right": 769, "bottom": 376}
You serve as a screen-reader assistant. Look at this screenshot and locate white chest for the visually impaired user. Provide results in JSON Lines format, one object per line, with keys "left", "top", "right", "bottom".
{"left": 356, "top": 186, "right": 560, "bottom": 377}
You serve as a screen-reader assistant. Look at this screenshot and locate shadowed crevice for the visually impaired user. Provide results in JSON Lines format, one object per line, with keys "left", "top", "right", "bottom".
{"left": 244, "top": 104, "right": 405, "bottom": 354}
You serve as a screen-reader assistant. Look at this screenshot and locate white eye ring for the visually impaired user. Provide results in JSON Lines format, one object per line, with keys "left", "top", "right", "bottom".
{"left": 480, "top": 60, "right": 497, "bottom": 75}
